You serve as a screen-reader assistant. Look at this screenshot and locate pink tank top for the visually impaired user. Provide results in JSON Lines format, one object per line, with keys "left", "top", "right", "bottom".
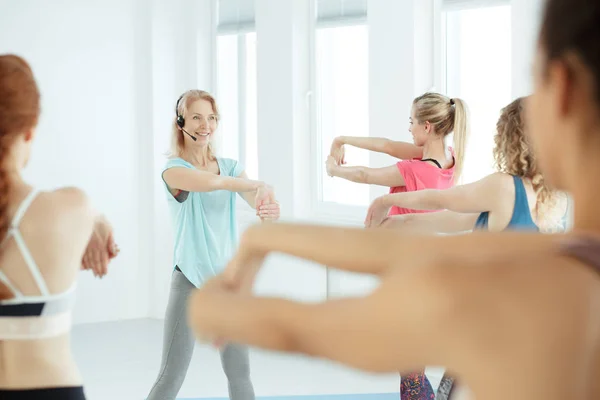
{"left": 388, "top": 148, "right": 456, "bottom": 216}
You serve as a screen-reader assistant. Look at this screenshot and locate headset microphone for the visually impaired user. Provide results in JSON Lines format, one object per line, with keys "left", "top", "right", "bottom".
{"left": 182, "top": 128, "right": 197, "bottom": 142}
{"left": 175, "top": 93, "right": 197, "bottom": 141}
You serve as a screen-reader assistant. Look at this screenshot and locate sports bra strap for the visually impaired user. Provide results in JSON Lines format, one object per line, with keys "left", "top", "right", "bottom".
{"left": 421, "top": 158, "right": 442, "bottom": 169}
{"left": 13, "top": 231, "right": 50, "bottom": 296}
{"left": 0, "top": 270, "right": 23, "bottom": 297}
{"left": 11, "top": 189, "right": 40, "bottom": 228}
{"left": 0, "top": 189, "right": 50, "bottom": 296}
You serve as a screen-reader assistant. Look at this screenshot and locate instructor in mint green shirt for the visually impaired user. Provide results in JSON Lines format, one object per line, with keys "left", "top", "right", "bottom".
{"left": 146, "top": 90, "right": 280, "bottom": 400}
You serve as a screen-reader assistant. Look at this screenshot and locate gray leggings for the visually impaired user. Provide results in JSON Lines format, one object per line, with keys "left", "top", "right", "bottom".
{"left": 147, "top": 269, "right": 255, "bottom": 400}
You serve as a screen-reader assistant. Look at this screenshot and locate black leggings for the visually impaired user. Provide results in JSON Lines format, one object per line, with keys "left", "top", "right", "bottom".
{"left": 0, "top": 387, "right": 86, "bottom": 400}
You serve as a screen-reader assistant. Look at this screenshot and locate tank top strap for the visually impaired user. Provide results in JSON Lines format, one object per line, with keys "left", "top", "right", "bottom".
{"left": 512, "top": 176, "right": 529, "bottom": 211}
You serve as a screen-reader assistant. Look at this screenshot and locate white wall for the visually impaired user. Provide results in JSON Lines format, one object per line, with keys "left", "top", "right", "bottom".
{"left": 149, "top": 0, "right": 216, "bottom": 318}
{"left": 0, "top": 0, "right": 152, "bottom": 324}
{"left": 511, "top": 0, "right": 544, "bottom": 98}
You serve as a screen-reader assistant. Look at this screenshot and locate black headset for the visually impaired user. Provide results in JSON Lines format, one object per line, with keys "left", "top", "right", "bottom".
{"left": 175, "top": 94, "right": 185, "bottom": 128}
{"left": 175, "top": 93, "right": 197, "bottom": 141}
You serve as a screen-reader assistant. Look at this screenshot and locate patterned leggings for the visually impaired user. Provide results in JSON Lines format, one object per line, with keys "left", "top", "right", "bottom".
{"left": 400, "top": 371, "right": 457, "bottom": 400}
{"left": 400, "top": 371, "right": 435, "bottom": 400}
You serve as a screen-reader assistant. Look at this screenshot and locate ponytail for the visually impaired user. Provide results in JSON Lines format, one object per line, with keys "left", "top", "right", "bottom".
{"left": 450, "top": 98, "right": 470, "bottom": 183}
{"left": 412, "top": 93, "right": 471, "bottom": 184}
{"left": 0, "top": 55, "right": 41, "bottom": 258}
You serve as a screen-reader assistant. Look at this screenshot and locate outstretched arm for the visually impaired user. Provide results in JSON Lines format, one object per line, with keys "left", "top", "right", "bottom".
{"left": 383, "top": 173, "right": 505, "bottom": 213}
{"left": 163, "top": 167, "right": 266, "bottom": 194}
{"left": 189, "top": 244, "right": 557, "bottom": 374}
{"left": 365, "top": 172, "right": 507, "bottom": 227}
{"left": 189, "top": 265, "right": 454, "bottom": 373}
{"left": 326, "top": 157, "right": 406, "bottom": 187}
{"left": 331, "top": 136, "right": 423, "bottom": 160}
{"left": 226, "top": 222, "right": 553, "bottom": 286}
{"left": 381, "top": 211, "right": 479, "bottom": 234}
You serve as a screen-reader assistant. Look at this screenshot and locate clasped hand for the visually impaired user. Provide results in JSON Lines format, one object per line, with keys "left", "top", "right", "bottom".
{"left": 255, "top": 185, "right": 280, "bottom": 221}
{"left": 364, "top": 196, "right": 392, "bottom": 228}
{"left": 326, "top": 138, "right": 345, "bottom": 177}
{"left": 81, "top": 215, "right": 120, "bottom": 278}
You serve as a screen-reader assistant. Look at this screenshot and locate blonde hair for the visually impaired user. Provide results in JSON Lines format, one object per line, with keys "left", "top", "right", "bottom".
{"left": 412, "top": 93, "right": 470, "bottom": 183}
{"left": 168, "top": 90, "right": 220, "bottom": 159}
{"left": 493, "top": 97, "right": 565, "bottom": 232}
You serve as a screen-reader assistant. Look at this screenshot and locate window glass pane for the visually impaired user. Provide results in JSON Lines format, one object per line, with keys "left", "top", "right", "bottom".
{"left": 245, "top": 32, "right": 259, "bottom": 179}
{"left": 445, "top": 5, "right": 512, "bottom": 184}
{"left": 316, "top": 25, "right": 369, "bottom": 206}
{"left": 216, "top": 34, "right": 239, "bottom": 161}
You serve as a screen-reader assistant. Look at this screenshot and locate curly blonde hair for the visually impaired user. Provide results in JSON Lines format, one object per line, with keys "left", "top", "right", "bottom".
{"left": 493, "top": 97, "right": 565, "bottom": 232}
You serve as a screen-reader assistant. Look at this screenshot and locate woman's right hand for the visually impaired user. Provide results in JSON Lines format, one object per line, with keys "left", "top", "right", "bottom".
{"left": 82, "top": 215, "right": 119, "bottom": 278}
{"left": 330, "top": 137, "right": 346, "bottom": 165}
{"left": 365, "top": 196, "right": 392, "bottom": 228}
{"left": 255, "top": 185, "right": 274, "bottom": 207}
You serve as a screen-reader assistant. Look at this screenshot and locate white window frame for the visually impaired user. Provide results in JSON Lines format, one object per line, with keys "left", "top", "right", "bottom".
{"left": 213, "top": 1, "right": 258, "bottom": 217}
{"left": 308, "top": 0, "right": 370, "bottom": 224}
{"left": 434, "top": 0, "right": 512, "bottom": 94}
{"left": 219, "top": 31, "right": 258, "bottom": 218}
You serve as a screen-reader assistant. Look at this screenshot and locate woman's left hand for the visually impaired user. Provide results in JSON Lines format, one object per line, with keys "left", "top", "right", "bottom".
{"left": 365, "top": 196, "right": 392, "bottom": 228}
{"left": 325, "top": 156, "right": 338, "bottom": 177}
{"left": 257, "top": 202, "right": 280, "bottom": 221}
{"left": 82, "top": 215, "right": 120, "bottom": 278}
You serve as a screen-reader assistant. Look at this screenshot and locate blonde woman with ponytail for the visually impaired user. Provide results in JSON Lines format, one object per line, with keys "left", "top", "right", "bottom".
{"left": 327, "top": 93, "right": 470, "bottom": 217}
{"left": 365, "top": 97, "right": 567, "bottom": 234}
{"left": 326, "top": 92, "right": 468, "bottom": 399}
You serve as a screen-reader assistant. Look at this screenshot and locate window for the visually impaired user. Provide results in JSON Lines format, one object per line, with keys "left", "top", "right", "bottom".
{"left": 216, "top": 34, "right": 239, "bottom": 161}
{"left": 216, "top": 32, "right": 258, "bottom": 180}
{"left": 443, "top": 3, "right": 512, "bottom": 184}
{"left": 315, "top": 24, "right": 370, "bottom": 208}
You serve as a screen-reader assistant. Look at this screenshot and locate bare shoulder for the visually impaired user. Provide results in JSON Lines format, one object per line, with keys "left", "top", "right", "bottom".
{"left": 384, "top": 244, "right": 600, "bottom": 373}
{"left": 46, "top": 187, "right": 93, "bottom": 218}
{"left": 481, "top": 171, "right": 515, "bottom": 188}
{"left": 421, "top": 231, "right": 597, "bottom": 301}
{"left": 49, "top": 186, "right": 92, "bottom": 207}
{"left": 25, "top": 187, "right": 95, "bottom": 234}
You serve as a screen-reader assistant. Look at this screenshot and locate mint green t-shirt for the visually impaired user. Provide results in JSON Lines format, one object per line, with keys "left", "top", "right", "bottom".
{"left": 162, "top": 157, "right": 244, "bottom": 287}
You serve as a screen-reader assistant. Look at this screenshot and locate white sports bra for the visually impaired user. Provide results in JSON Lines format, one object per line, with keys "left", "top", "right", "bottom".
{"left": 0, "top": 190, "right": 76, "bottom": 340}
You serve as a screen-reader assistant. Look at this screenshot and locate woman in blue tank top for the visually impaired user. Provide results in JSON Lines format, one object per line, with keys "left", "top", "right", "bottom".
{"left": 365, "top": 97, "right": 567, "bottom": 234}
